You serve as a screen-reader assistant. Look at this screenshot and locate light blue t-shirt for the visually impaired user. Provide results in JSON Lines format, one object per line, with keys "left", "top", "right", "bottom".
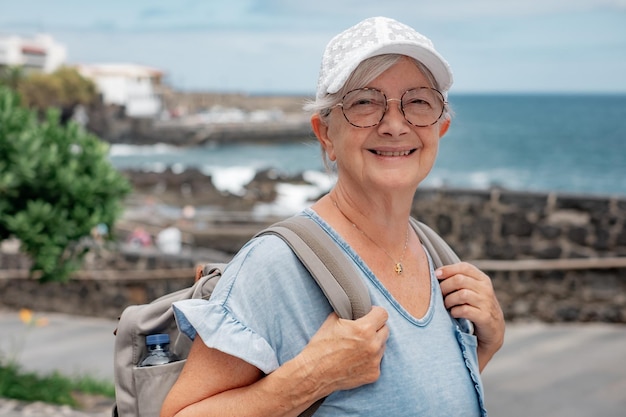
{"left": 174, "top": 209, "right": 486, "bottom": 416}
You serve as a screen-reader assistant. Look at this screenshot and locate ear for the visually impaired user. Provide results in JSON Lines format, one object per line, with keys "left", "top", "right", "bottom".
{"left": 438, "top": 117, "right": 451, "bottom": 138}
{"left": 311, "top": 113, "right": 336, "bottom": 161}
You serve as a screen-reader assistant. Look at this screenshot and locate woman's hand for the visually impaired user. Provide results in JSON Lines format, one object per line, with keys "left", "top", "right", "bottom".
{"left": 297, "top": 305, "right": 390, "bottom": 396}
{"left": 161, "top": 306, "right": 389, "bottom": 417}
{"left": 436, "top": 262, "right": 505, "bottom": 371}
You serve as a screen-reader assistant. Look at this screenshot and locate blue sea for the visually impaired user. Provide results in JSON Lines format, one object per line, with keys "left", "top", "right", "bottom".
{"left": 109, "top": 94, "right": 626, "bottom": 198}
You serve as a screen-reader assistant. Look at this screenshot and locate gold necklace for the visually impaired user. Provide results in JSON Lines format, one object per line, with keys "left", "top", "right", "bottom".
{"left": 331, "top": 197, "right": 409, "bottom": 275}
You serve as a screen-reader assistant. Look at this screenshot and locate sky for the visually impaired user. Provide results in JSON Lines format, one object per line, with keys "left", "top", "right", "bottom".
{"left": 1, "top": 0, "right": 625, "bottom": 95}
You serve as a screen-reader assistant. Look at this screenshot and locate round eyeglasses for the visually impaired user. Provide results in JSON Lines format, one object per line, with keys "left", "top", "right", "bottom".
{"left": 333, "top": 87, "right": 446, "bottom": 128}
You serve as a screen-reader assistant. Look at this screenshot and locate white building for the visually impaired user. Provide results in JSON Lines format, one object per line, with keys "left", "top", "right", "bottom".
{"left": 77, "top": 63, "right": 163, "bottom": 118}
{"left": 0, "top": 33, "right": 66, "bottom": 73}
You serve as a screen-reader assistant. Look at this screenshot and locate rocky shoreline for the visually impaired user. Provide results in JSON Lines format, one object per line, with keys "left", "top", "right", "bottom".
{"left": 87, "top": 92, "right": 314, "bottom": 146}
{"left": 121, "top": 166, "right": 312, "bottom": 210}
{"left": 116, "top": 166, "right": 321, "bottom": 253}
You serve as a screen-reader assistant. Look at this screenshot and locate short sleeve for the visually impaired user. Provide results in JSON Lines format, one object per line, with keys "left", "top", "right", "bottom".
{"left": 173, "top": 298, "right": 279, "bottom": 373}
{"left": 173, "top": 234, "right": 333, "bottom": 374}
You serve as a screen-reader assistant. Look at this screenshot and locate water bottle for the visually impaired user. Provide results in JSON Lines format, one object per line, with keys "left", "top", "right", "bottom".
{"left": 138, "top": 333, "right": 179, "bottom": 366}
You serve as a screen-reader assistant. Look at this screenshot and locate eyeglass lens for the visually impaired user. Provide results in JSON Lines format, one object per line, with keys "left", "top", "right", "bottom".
{"left": 340, "top": 87, "right": 444, "bottom": 128}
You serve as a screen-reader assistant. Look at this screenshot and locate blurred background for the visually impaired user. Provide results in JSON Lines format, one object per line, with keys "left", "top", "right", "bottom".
{"left": 1, "top": 1, "right": 625, "bottom": 416}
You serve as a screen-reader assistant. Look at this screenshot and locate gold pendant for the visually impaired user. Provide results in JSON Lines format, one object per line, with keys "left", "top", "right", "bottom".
{"left": 394, "top": 263, "right": 403, "bottom": 275}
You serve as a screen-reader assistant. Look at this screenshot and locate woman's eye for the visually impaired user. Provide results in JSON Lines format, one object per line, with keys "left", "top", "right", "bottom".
{"left": 405, "top": 98, "right": 432, "bottom": 108}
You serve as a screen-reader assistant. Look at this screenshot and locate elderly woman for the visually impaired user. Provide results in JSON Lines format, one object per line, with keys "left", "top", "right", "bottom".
{"left": 161, "top": 16, "right": 505, "bottom": 417}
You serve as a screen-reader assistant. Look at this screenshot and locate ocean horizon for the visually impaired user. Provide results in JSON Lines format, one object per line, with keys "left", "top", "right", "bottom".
{"left": 109, "top": 93, "right": 626, "bottom": 205}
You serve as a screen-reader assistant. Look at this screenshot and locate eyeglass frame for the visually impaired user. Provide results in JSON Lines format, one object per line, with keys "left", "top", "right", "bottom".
{"left": 332, "top": 87, "right": 447, "bottom": 129}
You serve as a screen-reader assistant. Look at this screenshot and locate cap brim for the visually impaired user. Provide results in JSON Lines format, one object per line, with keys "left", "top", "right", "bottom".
{"left": 325, "top": 43, "right": 453, "bottom": 97}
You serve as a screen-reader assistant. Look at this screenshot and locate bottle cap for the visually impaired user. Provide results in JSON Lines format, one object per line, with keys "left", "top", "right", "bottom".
{"left": 146, "top": 333, "right": 170, "bottom": 345}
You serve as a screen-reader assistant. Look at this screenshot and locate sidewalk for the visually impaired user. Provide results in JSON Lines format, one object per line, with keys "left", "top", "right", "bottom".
{"left": 0, "top": 310, "right": 116, "bottom": 381}
{"left": 1, "top": 309, "right": 625, "bottom": 416}
{"left": 0, "top": 310, "right": 116, "bottom": 416}
{"left": 481, "top": 321, "right": 626, "bottom": 417}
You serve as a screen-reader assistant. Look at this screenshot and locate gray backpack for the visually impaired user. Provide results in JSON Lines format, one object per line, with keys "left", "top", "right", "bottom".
{"left": 112, "top": 215, "right": 468, "bottom": 417}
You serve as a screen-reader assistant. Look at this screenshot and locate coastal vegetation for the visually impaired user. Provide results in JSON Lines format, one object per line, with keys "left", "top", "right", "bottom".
{"left": 0, "top": 86, "right": 131, "bottom": 282}
{"left": 0, "top": 360, "right": 114, "bottom": 407}
{"left": 0, "top": 65, "right": 98, "bottom": 117}
{"left": 0, "top": 308, "right": 115, "bottom": 407}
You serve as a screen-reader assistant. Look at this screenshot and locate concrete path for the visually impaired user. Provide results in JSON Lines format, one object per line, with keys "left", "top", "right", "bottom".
{"left": 1, "top": 309, "right": 625, "bottom": 416}
{"left": 482, "top": 321, "right": 626, "bottom": 417}
{"left": 0, "top": 310, "right": 116, "bottom": 382}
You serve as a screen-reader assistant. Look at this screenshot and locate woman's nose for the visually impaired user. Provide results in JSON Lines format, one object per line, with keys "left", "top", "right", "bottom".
{"left": 378, "top": 99, "right": 410, "bottom": 134}
{"left": 386, "top": 98, "right": 404, "bottom": 115}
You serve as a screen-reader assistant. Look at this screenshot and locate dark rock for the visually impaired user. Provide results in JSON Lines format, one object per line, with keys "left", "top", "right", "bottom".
{"left": 535, "top": 246, "right": 563, "bottom": 259}
{"left": 568, "top": 227, "right": 588, "bottom": 246}
{"left": 556, "top": 306, "right": 580, "bottom": 322}
{"left": 556, "top": 195, "right": 610, "bottom": 213}
{"left": 538, "top": 224, "right": 561, "bottom": 239}
{"left": 593, "top": 228, "right": 611, "bottom": 251}
{"left": 435, "top": 214, "right": 453, "bottom": 236}
{"left": 501, "top": 213, "right": 533, "bottom": 237}
{"left": 499, "top": 191, "right": 547, "bottom": 210}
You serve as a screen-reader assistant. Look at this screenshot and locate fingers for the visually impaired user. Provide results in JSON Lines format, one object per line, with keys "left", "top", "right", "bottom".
{"left": 305, "top": 306, "right": 389, "bottom": 393}
{"left": 340, "top": 306, "right": 389, "bottom": 349}
{"left": 356, "top": 305, "right": 389, "bottom": 331}
{"left": 436, "top": 262, "right": 491, "bottom": 303}
{"left": 436, "top": 262, "right": 489, "bottom": 287}
{"left": 435, "top": 263, "right": 496, "bottom": 314}
{"left": 436, "top": 262, "right": 505, "bottom": 367}
{"left": 318, "top": 305, "right": 389, "bottom": 343}
{"left": 366, "top": 306, "right": 390, "bottom": 346}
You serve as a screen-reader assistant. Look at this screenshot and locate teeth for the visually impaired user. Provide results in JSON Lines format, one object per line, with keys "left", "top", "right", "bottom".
{"left": 375, "top": 150, "right": 411, "bottom": 157}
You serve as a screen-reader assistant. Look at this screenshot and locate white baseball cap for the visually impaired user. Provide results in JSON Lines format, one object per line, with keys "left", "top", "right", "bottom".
{"left": 316, "top": 16, "right": 453, "bottom": 99}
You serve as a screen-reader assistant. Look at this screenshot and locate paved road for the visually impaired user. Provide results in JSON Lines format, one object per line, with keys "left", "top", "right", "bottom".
{"left": 1, "top": 309, "right": 625, "bottom": 416}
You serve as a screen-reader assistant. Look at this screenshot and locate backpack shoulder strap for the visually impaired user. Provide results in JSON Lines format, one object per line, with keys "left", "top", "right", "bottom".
{"left": 409, "top": 217, "right": 474, "bottom": 335}
{"left": 257, "top": 215, "right": 372, "bottom": 417}
{"left": 409, "top": 217, "right": 461, "bottom": 267}
{"left": 256, "top": 215, "right": 371, "bottom": 320}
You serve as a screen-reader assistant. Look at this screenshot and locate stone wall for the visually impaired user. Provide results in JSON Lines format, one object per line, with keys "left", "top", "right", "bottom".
{"left": 491, "top": 267, "right": 625, "bottom": 323}
{"left": 0, "top": 247, "right": 227, "bottom": 319}
{"left": 0, "top": 272, "right": 196, "bottom": 320}
{"left": 411, "top": 187, "right": 626, "bottom": 261}
{"left": 1, "top": 188, "right": 625, "bottom": 322}
{"left": 410, "top": 188, "right": 626, "bottom": 323}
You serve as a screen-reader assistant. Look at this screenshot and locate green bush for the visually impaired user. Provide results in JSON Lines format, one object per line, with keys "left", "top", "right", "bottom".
{"left": 18, "top": 66, "right": 98, "bottom": 113}
{"left": 1, "top": 65, "right": 98, "bottom": 113}
{"left": 0, "top": 86, "right": 131, "bottom": 282}
{"left": 0, "top": 360, "right": 114, "bottom": 406}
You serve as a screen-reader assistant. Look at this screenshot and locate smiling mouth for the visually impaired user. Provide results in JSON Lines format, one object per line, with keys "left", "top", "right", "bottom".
{"left": 372, "top": 149, "right": 416, "bottom": 157}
